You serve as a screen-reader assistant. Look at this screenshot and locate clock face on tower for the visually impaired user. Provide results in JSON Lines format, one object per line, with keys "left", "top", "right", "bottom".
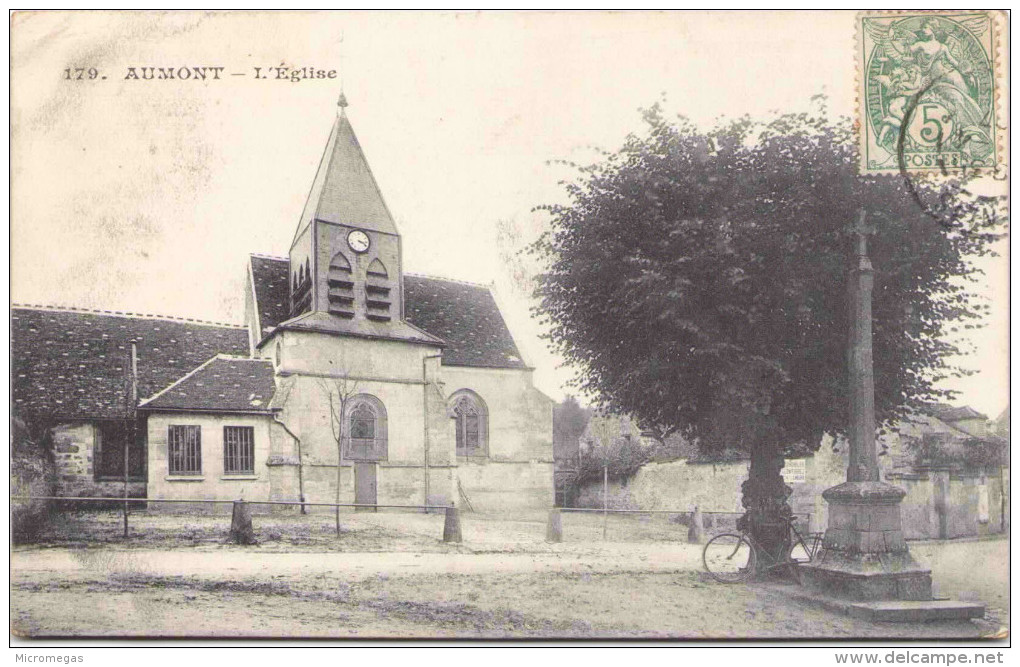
{"left": 347, "top": 230, "right": 370, "bottom": 253}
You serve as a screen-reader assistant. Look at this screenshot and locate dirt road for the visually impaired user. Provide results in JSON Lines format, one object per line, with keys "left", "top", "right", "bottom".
{"left": 11, "top": 537, "right": 1006, "bottom": 639}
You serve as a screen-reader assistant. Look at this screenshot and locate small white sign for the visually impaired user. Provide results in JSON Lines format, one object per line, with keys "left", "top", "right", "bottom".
{"left": 782, "top": 458, "right": 806, "bottom": 484}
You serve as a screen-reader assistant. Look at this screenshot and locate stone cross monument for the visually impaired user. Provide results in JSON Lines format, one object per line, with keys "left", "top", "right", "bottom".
{"left": 847, "top": 210, "right": 879, "bottom": 484}
{"left": 801, "top": 210, "right": 932, "bottom": 601}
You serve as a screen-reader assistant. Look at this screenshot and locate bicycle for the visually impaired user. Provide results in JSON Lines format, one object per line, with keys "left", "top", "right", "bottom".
{"left": 702, "top": 515, "right": 823, "bottom": 584}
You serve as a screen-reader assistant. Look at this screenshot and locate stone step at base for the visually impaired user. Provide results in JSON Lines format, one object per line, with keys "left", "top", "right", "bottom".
{"left": 785, "top": 589, "right": 986, "bottom": 623}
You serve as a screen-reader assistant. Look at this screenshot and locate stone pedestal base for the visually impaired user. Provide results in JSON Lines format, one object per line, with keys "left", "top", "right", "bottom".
{"left": 800, "top": 480, "right": 931, "bottom": 601}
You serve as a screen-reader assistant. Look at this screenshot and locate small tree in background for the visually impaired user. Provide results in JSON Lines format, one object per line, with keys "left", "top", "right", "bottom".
{"left": 530, "top": 97, "right": 1005, "bottom": 559}
{"left": 577, "top": 415, "right": 652, "bottom": 485}
{"left": 553, "top": 395, "right": 591, "bottom": 462}
{"left": 11, "top": 413, "right": 57, "bottom": 542}
{"left": 319, "top": 359, "right": 360, "bottom": 537}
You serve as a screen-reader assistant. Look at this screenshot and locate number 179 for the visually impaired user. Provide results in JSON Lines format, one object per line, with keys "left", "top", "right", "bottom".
{"left": 63, "top": 67, "right": 99, "bottom": 80}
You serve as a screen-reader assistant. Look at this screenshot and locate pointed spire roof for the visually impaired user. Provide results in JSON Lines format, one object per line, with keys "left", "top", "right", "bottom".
{"left": 292, "top": 101, "right": 398, "bottom": 245}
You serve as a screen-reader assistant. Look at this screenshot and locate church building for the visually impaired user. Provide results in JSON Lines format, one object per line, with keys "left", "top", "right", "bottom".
{"left": 12, "top": 95, "right": 555, "bottom": 513}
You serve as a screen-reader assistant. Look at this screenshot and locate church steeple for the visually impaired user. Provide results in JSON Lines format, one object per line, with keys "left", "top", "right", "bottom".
{"left": 291, "top": 94, "right": 399, "bottom": 248}
{"left": 287, "top": 92, "right": 407, "bottom": 329}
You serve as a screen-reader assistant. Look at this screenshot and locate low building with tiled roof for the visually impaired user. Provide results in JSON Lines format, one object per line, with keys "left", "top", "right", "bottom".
{"left": 139, "top": 356, "right": 277, "bottom": 414}
{"left": 12, "top": 307, "right": 249, "bottom": 421}
{"left": 13, "top": 93, "right": 554, "bottom": 511}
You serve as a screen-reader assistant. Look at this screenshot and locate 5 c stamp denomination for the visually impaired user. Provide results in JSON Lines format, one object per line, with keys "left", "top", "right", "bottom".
{"left": 857, "top": 11, "right": 1002, "bottom": 175}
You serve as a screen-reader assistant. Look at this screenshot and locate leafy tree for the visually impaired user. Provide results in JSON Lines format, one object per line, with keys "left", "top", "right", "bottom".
{"left": 912, "top": 433, "right": 1007, "bottom": 471}
{"left": 530, "top": 98, "right": 1005, "bottom": 557}
{"left": 11, "top": 412, "right": 57, "bottom": 542}
{"left": 576, "top": 432, "right": 651, "bottom": 486}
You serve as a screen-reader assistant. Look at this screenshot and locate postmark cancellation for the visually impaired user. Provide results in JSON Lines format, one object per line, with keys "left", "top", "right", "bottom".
{"left": 857, "top": 11, "right": 1004, "bottom": 175}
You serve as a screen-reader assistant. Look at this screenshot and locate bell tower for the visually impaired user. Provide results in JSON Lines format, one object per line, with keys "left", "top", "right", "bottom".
{"left": 288, "top": 93, "right": 404, "bottom": 327}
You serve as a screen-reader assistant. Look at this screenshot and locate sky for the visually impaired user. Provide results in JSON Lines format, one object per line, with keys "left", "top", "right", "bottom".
{"left": 10, "top": 11, "right": 1009, "bottom": 418}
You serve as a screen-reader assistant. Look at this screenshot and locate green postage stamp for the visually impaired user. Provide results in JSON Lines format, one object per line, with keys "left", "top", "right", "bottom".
{"left": 857, "top": 11, "right": 1004, "bottom": 175}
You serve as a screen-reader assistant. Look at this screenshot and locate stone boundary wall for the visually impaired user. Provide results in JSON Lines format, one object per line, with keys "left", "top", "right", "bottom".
{"left": 574, "top": 437, "right": 1007, "bottom": 540}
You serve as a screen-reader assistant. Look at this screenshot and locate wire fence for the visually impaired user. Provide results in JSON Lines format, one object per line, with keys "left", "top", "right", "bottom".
{"left": 10, "top": 494, "right": 454, "bottom": 543}
{"left": 11, "top": 495, "right": 450, "bottom": 510}
{"left": 12, "top": 494, "right": 812, "bottom": 546}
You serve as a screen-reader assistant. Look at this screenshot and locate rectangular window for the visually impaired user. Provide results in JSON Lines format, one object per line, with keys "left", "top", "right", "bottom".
{"left": 96, "top": 420, "right": 146, "bottom": 480}
{"left": 168, "top": 425, "right": 202, "bottom": 475}
{"left": 223, "top": 426, "right": 255, "bottom": 475}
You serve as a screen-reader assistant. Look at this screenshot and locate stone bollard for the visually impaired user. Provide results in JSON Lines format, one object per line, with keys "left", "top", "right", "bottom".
{"left": 687, "top": 506, "right": 705, "bottom": 544}
{"left": 442, "top": 504, "right": 462, "bottom": 543}
{"left": 230, "top": 500, "right": 256, "bottom": 545}
{"left": 546, "top": 509, "right": 563, "bottom": 543}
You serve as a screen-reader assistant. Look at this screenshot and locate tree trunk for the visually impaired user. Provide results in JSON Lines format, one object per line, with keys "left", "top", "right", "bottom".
{"left": 335, "top": 452, "right": 342, "bottom": 537}
{"left": 738, "top": 440, "right": 792, "bottom": 570}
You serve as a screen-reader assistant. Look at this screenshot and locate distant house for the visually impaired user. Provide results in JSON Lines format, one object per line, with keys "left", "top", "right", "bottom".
{"left": 884, "top": 404, "right": 1008, "bottom": 472}
{"left": 993, "top": 405, "right": 1009, "bottom": 440}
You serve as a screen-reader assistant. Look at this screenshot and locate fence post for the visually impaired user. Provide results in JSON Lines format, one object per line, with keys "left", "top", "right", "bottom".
{"left": 546, "top": 509, "right": 563, "bottom": 543}
{"left": 687, "top": 506, "right": 705, "bottom": 543}
{"left": 230, "top": 499, "right": 256, "bottom": 545}
{"left": 602, "top": 465, "right": 608, "bottom": 541}
{"left": 442, "top": 503, "right": 462, "bottom": 543}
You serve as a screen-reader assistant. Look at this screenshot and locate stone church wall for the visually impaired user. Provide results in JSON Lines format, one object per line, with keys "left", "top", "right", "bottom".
{"left": 264, "top": 330, "right": 456, "bottom": 510}
{"left": 442, "top": 366, "right": 555, "bottom": 513}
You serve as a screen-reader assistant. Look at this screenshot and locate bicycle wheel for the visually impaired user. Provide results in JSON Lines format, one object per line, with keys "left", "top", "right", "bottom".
{"left": 702, "top": 533, "right": 756, "bottom": 583}
{"left": 786, "top": 533, "right": 813, "bottom": 585}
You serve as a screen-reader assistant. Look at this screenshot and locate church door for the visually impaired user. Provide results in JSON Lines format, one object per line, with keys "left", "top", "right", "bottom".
{"left": 355, "top": 462, "right": 377, "bottom": 511}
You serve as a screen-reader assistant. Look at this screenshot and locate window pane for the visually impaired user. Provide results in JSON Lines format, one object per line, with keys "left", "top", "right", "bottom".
{"left": 97, "top": 421, "right": 145, "bottom": 478}
{"left": 351, "top": 406, "right": 375, "bottom": 440}
{"left": 224, "top": 426, "right": 254, "bottom": 474}
{"left": 169, "top": 425, "right": 202, "bottom": 475}
{"left": 454, "top": 396, "right": 485, "bottom": 456}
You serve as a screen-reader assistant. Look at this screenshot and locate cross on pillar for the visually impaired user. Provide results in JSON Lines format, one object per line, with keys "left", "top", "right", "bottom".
{"left": 852, "top": 208, "right": 876, "bottom": 260}
{"left": 847, "top": 208, "right": 878, "bottom": 483}
{"left": 802, "top": 211, "right": 937, "bottom": 605}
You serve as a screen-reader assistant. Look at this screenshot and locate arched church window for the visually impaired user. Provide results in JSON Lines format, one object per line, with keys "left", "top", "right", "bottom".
{"left": 365, "top": 258, "right": 392, "bottom": 322}
{"left": 346, "top": 394, "right": 388, "bottom": 461}
{"left": 450, "top": 390, "right": 488, "bottom": 457}
{"left": 367, "top": 258, "right": 388, "bottom": 278}
{"left": 330, "top": 252, "right": 352, "bottom": 274}
{"left": 327, "top": 251, "right": 355, "bottom": 319}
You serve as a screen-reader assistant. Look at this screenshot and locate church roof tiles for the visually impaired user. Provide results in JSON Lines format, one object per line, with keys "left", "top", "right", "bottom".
{"left": 403, "top": 274, "right": 528, "bottom": 369}
{"left": 11, "top": 306, "right": 249, "bottom": 420}
{"left": 249, "top": 254, "right": 291, "bottom": 338}
{"left": 139, "top": 356, "right": 277, "bottom": 414}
